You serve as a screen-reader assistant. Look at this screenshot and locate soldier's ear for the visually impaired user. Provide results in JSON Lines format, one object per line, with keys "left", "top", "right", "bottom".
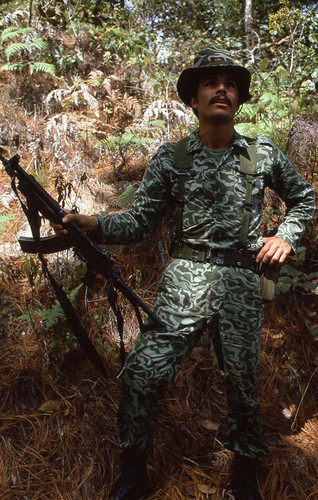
{"left": 191, "top": 97, "right": 198, "bottom": 109}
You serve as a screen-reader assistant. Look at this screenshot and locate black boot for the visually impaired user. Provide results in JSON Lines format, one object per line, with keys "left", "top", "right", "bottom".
{"left": 229, "top": 454, "right": 261, "bottom": 500}
{"left": 108, "top": 449, "right": 153, "bottom": 500}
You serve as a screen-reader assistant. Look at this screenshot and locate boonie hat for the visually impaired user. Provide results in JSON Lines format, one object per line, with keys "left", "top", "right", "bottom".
{"left": 177, "top": 45, "right": 252, "bottom": 106}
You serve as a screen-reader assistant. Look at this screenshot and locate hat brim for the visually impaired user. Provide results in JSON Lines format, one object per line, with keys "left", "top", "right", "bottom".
{"left": 177, "top": 65, "right": 252, "bottom": 106}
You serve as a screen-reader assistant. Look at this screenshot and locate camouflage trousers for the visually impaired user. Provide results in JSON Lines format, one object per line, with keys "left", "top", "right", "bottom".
{"left": 117, "top": 258, "right": 268, "bottom": 459}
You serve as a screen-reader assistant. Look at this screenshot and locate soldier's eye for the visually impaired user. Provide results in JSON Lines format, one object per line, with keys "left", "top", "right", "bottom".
{"left": 227, "top": 80, "right": 237, "bottom": 88}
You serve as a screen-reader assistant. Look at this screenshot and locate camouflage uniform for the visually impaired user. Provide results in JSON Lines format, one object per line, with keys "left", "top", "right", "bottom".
{"left": 97, "top": 129, "right": 315, "bottom": 459}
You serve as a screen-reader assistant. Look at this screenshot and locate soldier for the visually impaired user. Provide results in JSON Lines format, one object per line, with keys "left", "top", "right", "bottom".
{"left": 52, "top": 46, "right": 315, "bottom": 500}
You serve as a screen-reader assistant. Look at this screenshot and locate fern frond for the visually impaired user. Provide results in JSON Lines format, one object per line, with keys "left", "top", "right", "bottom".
{"left": 46, "top": 113, "right": 71, "bottom": 137}
{"left": 46, "top": 88, "right": 68, "bottom": 104}
{"left": 88, "top": 70, "right": 104, "bottom": 87}
{"left": 143, "top": 99, "right": 194, "bottom": 127}
{"left": 37, "top": 284, "right": 82, "bottom": 329}
{"left": 29, "top": 62, "right": 56, "bottom": 76}
{"left": 2, "top": 10, "right": 29, "bottom": 27}
{"left": 81, "top": 91, "right": 100, "bottom": 110}
{"left": 72, "top": 91, "right": 80, "bottom": 107}
{"left": 28, "top": 37, "right": 48, "bottom": 52}
{"left": 68, "top": 284, "right": 83, "bottom": 307}
{"left": 40, "top": 302, "right": 65, "bottom": 329}
{"left": 1, "top": 61, "right": 26, "bottom": 72}
{"left": 1, "top": 26, "right": 34, "bottom": 44}
{"left": 5, "top": 42, "right": 27, "bottom": 60}
{"left": 102, "top": 75, "right": 120, "bottom": 93}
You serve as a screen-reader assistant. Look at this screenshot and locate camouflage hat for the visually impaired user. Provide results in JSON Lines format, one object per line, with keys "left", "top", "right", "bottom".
{"left": 177, "top": 45, "right": 252, "bottom": 106}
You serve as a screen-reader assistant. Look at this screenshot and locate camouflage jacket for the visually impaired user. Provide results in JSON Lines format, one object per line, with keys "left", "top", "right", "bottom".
{"left": 96, "top": 129, "right": 315, "bottom": 253}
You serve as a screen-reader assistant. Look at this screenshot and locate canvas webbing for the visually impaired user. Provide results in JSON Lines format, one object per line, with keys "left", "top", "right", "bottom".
{"left": 173, "top": 137, "right": 193, "bottom": 245}
{"left": 173, "top": 137, "right": 258, "bottom": 249}
{"left": 238, "top": 142, "right": 257, "bottom": 247}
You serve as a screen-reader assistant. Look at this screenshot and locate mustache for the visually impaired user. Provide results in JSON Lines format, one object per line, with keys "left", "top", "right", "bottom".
{"left": 209, "top": 96, "right": 232, "bottom": 106}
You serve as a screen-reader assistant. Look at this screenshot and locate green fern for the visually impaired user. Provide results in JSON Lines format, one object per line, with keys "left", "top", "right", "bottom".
{"left": 68, "top": 284, "right": 83, "bottom": 307}
{"left": 41, "top": 283, "right": 83, "bottom": 329}
{"left": 40, "top": 302, "right": 66, "bottom": 329}
{"left": 5, "top": 38, "right": 48, "bottom": 60}
{"left": 0, "top": 26, "right": 34, "bottom": 44}
{"left": 29, "top": 62, "right": 56, "bottom": 76}
{"left": 1, "top": 61, "right": 26, "bottom": 72}
{"left": 1, "top": 28, "right": 56, "bottom": 77}
{"left": 1, "top": 60, "right": 56, "bottom": 76}
{"left": 5, "top": 42, "right": 26, "bottom": 59}
{"left": 28, "top": 37, "right": 48, "bottom": 52}
{"left": 19, "top": 283, "right": 83, "bottom": 330}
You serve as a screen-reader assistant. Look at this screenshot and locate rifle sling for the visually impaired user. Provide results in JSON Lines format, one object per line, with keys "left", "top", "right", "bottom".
{"left": 39, "top": 254, "right": 109, "bottom": 377}
{"left": 6, "top": 158, "right": 163, "bottom": 380}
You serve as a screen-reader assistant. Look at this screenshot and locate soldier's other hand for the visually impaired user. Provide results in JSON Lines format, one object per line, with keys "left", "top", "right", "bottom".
{"left": 256, "top": 236, "right": 292, "bottom": 267}
{"left": 50, "top": 212, "right": 98, "bottom": 236}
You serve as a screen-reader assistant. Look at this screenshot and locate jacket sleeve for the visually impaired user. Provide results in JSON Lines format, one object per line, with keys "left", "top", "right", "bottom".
{"left": 95, "top": 145, "right": 173, "bottom": 245}
{"left": 265, "top": 144, "right": 316, "bottom": 253}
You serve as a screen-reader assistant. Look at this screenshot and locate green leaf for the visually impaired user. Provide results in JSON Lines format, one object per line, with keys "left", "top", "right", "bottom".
{"left": 280, "top": 265, "right": 301, "bottom": 277}
{"left": 275, "top": 64, "right": 289, "bottom": 82}
{"left": 235, "top": 123, "right": 273, "bottom": 139}
{"left": 68, "top": 283, "right": 83, "bottom": 307}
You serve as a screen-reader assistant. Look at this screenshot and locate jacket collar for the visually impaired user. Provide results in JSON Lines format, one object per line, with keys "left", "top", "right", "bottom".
{"left": 186, "top": 128, "right": 253, "bottom": 154}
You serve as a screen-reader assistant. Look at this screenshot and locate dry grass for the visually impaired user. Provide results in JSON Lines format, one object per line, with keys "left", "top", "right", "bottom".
{"left": 0, "top": 252, "right": 317, "bottom": 500}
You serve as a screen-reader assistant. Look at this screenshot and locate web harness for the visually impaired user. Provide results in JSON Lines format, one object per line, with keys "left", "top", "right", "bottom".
{"left": 171, "top": 137, "right": 259, "bottom": 271}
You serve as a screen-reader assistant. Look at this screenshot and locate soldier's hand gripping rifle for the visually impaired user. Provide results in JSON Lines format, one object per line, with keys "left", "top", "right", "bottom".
{"left": 0, "top": 153, "right": 164, "bottom": 377}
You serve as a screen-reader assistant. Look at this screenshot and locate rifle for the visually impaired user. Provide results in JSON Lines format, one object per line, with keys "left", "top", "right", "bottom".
{"left": 0, "top": 153, "right": 164, "bottom": 377}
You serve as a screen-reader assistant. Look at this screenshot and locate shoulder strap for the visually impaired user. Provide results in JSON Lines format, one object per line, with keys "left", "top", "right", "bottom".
{"left": 238, "top": 141, "right": 257, "bottom": 247}
{"left": 173, "top": 137, "right": 193, "bottom": 246}
{"left": 172, "top": 138, "right": 258, "bottom": 250}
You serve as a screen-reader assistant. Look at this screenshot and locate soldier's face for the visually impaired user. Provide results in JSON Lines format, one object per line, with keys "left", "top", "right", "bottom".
{"left": 191, "top": 70, "right": 240, "bottom": 123}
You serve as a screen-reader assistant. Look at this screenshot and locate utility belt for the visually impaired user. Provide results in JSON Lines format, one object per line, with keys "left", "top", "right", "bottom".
{"left": 171, "top": 244, "right": 260, "bottom": 273}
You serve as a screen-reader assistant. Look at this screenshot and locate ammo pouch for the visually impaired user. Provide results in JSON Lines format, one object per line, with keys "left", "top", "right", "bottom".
{"left": 259, "top": 264, "right": 280, "bottom": 301}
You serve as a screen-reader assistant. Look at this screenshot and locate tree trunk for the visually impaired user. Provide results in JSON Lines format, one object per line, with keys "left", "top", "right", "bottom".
{"left": 244, "top": 0, "right": 253, "bottom": 52}
{"left": 29, "top": 0, "right": 33, "bottom": 26}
